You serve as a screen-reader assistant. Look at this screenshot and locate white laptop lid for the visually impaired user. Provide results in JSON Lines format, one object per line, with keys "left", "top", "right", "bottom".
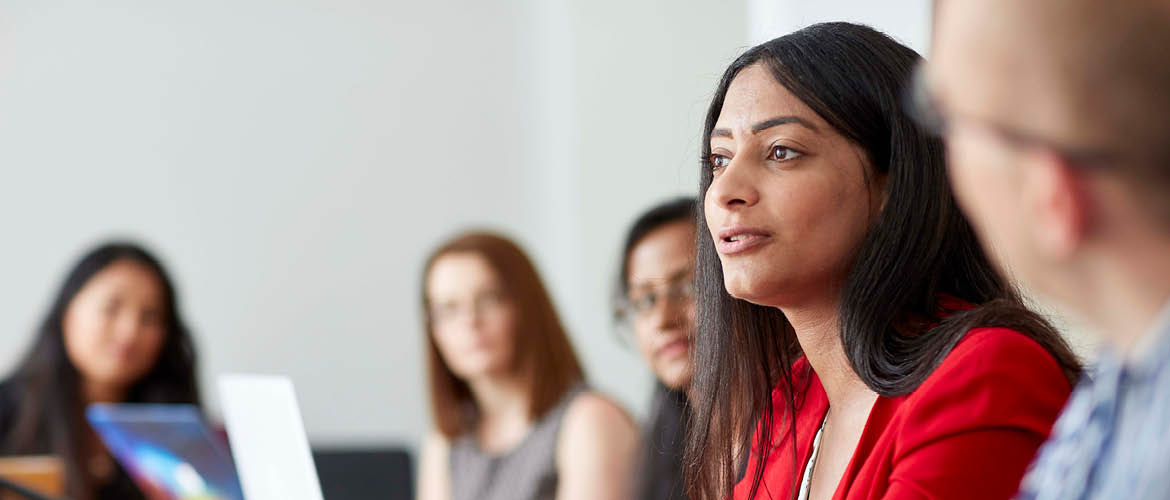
{"left": 218, "top": 374, "right": 324, "bottom": 500}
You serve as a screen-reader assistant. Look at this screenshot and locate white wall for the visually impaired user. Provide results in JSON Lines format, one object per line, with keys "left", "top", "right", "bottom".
{"left": 0, "top": 0, "right": 749, "bottom": 447}
{"left": 556, "top": 0, "right": 749, "bottom": 427}
{"left": 748, "top": 0, "right": 933, "bottom": 53}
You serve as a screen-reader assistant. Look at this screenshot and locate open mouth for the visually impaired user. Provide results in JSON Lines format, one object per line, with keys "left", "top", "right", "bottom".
{"left": 716, "top": 228, "right": 772, "bottom": 255}
{"left": 656, "top": 338, "right": 691, "bottom": 360}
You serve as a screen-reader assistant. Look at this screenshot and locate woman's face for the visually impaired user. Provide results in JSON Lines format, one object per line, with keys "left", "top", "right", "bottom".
{"left": 625, "top": 220, "right": 697, "bottom": 390}
{"left": 704, "top": 63, "right": 886, "bottom": 308}
{"left": 426, "top": 252, "right": 518, "bottom": 381}
{"left": 63, "top": 259, "right": 168, "bottom": 395}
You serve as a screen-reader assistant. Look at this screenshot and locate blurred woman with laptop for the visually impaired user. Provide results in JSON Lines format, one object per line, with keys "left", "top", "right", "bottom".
{"left": 416, "top": 231, "right": 637, "bottom": 500}
{"left": 0, "top": 242, "right": 203, "bottom": 500}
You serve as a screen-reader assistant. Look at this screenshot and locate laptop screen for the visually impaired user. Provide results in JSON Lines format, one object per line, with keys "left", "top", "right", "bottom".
{"left": 86, "top": 404, "right": 245, "bottom": 500}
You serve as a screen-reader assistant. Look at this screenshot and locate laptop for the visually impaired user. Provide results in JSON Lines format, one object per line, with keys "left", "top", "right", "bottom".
{"left": 218, "top": 375, "right": 324, "bottom": 500}
{"left": 86, "top": 374, "right": 323, "bottom": 500}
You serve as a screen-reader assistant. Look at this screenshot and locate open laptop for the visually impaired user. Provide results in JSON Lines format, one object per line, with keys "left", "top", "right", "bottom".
{"left": 86, "top": 374, "right": 323, "bottom": 500}
{"left": 218, "top": 375, "right": 324, "bottom": 500}
{"left": 86, "top": 404, "right": 244, "bottom": 500}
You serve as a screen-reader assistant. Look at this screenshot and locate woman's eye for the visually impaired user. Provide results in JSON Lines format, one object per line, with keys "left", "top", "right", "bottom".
{"left": 769, "top": 145, "right": 803, "bottom": 162}
{"left": 708, "top": 154, "right": 731, "bottom": 170}
{"left": 431, "top": 303, "right": 458, "bottom": 321}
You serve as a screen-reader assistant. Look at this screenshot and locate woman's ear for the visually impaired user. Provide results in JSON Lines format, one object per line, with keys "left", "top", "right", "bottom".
{"left": 857, "top": 146, "right": 891, "bottom": 217}
{"left": 875, "top": 170, "right": 891, "bottom": 214}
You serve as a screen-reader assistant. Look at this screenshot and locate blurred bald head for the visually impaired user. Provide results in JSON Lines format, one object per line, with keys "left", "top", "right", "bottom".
{"left": 933, "top": 0, "right": 1170, "bottom": 176}
{"left": 930, "top": 0, "right": 1170, "bottom": 321}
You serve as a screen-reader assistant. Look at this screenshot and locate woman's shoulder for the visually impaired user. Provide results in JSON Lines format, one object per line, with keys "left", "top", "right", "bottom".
{"left": 557, "top": 390, "right": 637, "bottom": 457}
{"left": 562, "top": 390, "right": 635, "bottom": 435}
{"left": 416, "top": 430, "right": 452, "bottom": 500}
{"left": 896, "top": 326, "right": 1071, "bottom": 440}
{"left": 418, "top": 429, "right": 452, "bottom": 466}
{"left": 555, "top": 390, "right": 637, "bottom": 494}
{"left": 421, "top": 429, "right": 451, "bottom": 452}
{"left": 845, "top": 327, "right": 1074, "bottom": 499}
{"left": 927, "top": 326, "right": 1068, "bottom": 389}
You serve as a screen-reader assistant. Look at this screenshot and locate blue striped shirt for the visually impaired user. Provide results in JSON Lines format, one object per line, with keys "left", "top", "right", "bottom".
{"left": 1017, "top": 305, "right": 1170, "bottom": 499}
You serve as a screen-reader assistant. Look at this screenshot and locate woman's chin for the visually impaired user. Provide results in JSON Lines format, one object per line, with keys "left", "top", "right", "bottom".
{"left": 654, "top": 359, "right": 692, "bottom": 390}
{"left": 450, "top": 358, "right": 511, "bottom": 381}
{"left": 723, "top": 281, "right": 778, "bottom": 307}
{"left": 660, "top": 373, "right": 692, "bottom": 391}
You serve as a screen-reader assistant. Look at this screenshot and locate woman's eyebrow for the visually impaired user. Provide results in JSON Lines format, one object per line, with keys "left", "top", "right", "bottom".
{"left": 711, "top": 115, "right": 818, "bottom": 138}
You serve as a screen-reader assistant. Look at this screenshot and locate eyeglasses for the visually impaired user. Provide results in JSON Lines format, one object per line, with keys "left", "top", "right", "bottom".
{"left": 906, "top": 62, "right": 1129, "bottom": 170}
{"left": 617, "top": 279, "right": 696, "bottom": 321}
{"left": 428, "top": 290, "right": 508, "bottom": 325}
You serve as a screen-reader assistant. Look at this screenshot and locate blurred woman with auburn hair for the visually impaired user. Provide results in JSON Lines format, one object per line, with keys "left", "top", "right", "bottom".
{"left": 415, "top": 231, "right": 637, "bottom": 500}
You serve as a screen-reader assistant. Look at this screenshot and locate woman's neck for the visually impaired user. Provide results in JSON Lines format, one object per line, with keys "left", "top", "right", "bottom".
{"left": 77, "top": 381, "right": 124, "bottom": 483}
{"left": 781, "top": 296, "right": 874, "bottom": 409}
{"left": 468, "top": 372, "right": 530, "bottom": 424}
{"left": 467, "top": 372, "right": 533, "bottom": 453}
{"left": 82, "top": 380, "right": 127, "bottom": 405}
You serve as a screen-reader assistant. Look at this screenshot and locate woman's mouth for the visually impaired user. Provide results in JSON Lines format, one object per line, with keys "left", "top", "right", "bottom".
{"left": 715, "top": 226, "right": 773, "bottom": 255}
{"left": 656, "top": 338, "right": 691, "bottom": 360}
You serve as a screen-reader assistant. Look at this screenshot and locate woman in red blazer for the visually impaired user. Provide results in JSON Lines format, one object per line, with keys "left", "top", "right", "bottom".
{"left": 685, "top": 22, "right": 1082, "bottom": 500}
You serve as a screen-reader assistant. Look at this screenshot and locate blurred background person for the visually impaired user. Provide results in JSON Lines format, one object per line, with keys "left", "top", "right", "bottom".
{"left": 415, "top": 231, "right": 637, "bottom": 500}
{"left": 924, "top": 0, "right": 1170, "bottom": 498}
{"left": 615, "top": 197, "right": 697, "bottom": 500}
{"left": 0, "top": 242, "right": 203, "bottom": 500}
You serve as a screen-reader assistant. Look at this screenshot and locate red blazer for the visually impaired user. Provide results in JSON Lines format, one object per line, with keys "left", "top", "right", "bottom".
{"left": 733, "top": 326, "right": 1072, "bottom": 500}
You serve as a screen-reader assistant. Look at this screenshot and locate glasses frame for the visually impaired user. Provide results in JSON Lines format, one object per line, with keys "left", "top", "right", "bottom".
{"left": 905, "top": 63, "right": 1130, "bottom": 170}
{"left": 613, "top": 277, "right": 696, "bottom": 348}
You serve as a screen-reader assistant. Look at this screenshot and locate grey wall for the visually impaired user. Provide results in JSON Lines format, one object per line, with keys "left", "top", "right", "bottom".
{"left": 0, "top": 0, "right": 748, "bottom": 447}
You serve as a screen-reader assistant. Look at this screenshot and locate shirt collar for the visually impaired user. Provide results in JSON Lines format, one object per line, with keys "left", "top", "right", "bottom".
{"left": 1124, "top": 297, "right": 1170, "bottom": 379}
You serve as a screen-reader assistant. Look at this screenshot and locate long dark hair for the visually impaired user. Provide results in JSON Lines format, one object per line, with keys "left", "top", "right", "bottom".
{"left": 684, "top": 23, "right": 1081, "bottom": 500}
{"left": 3, "top": 242, "right": 202, "bottom": 500}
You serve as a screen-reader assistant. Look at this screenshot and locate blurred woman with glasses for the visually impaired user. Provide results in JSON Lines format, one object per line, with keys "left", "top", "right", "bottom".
{"left": 416, "top": 231, "right": 637, "bottom": 500}
{"left": 615, "top": 197, "right": 698, "bottom": 500}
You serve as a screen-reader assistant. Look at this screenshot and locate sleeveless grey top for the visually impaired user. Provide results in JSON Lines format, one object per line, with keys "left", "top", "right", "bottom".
{"left": 449, "top": 384, "right": 586, "bottom": 500}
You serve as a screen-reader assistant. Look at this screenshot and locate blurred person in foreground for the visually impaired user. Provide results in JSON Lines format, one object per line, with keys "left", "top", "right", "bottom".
{"left": 922, "top": 0, "right": 1170, "bottom": 497}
